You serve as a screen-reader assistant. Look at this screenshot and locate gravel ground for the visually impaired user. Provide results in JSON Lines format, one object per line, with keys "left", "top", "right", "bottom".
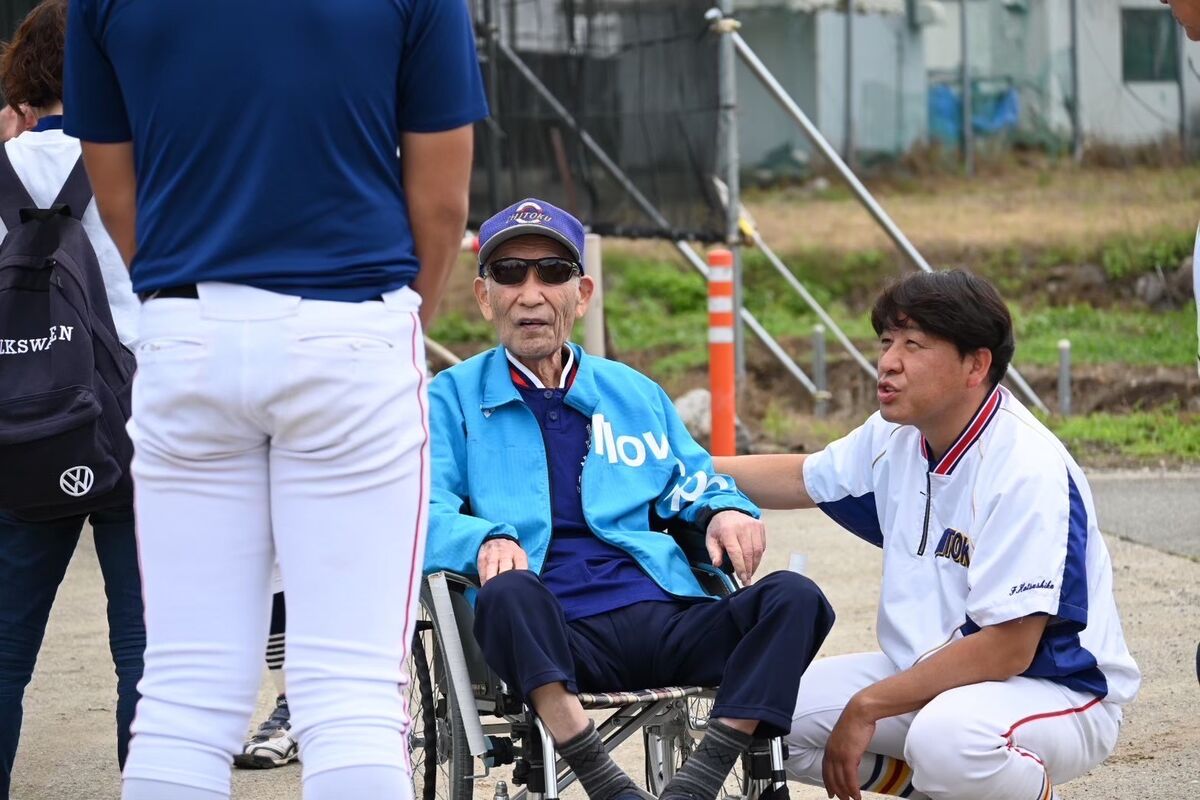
{"left": 11, "top": 502, "right": 1199, "bottom": 800}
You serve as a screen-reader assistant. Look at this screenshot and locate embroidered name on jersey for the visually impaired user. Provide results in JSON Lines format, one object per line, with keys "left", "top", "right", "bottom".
{"left": 934, "top": 528, "right": 971, "bottom": 567}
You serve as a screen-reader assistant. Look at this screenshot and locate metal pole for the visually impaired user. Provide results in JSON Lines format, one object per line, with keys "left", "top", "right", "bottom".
{"left": 497, "top": 34, "right": 821, "bottom": 397}
{"left": 813, "top": 325, "right": 829, "bottom": 418}
{"left": 483, "top": 0, "right": 503, "bottom": 211}
{"left": 1069, "top": 0, "right": 1083, "bottom": 163}
{"left": 583, "top": 234, "right": 605, "bottom": 357}
{"left": 710, "top": 8, "right": 1049, "bottom": 414}
{"left": 1179, "top": 18, "right": 1189, "bottom": 157}
{"left": 1058, "top": 339, "right": 1072, "bottom": 416}
{"left": 748, "top": 225, "right": 876, "bottom": 380}
{"left": 425, "top": 337, "right": 462, "bottom": 368}
{"left": 710, "top": 8, "right": 933, "bottom": 273}
{"left": 844, "top": 1, "right": 857, "bottom": 169}
{"left": 960, "top": 0, "right": 973, "bottom": 176}
{"left": 718, "top": 0, "right": 745, "bottom": 385}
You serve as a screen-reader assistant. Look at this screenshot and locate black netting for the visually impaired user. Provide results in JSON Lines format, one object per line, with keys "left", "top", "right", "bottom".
{"left": 470, "top": 0, "right": 726, "bottom": 241}
{"left": 0, "top": 1, "right": 38, "bottom": 47}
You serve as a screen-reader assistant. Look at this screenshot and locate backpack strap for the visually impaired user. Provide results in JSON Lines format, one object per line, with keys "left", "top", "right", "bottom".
{"left": 0, "top": 145, "right": 36, "bottom": 230}
{"left": 52, "top": 157, "right": 94, "bottom": 221}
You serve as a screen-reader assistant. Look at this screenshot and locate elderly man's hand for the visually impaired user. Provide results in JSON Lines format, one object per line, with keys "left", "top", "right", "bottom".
{"left": 477, "top": 537, "right": 529, "bottom": 585}
{"left": 704, "top": 510, "right": 765, "bottom": 585}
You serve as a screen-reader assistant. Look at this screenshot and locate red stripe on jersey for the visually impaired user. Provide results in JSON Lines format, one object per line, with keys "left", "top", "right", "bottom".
{"left": 922, "top": 385, "right": 1002, "bottom": 476}
{"left": 509, "top": 366, "right": 532, "bottom": 388}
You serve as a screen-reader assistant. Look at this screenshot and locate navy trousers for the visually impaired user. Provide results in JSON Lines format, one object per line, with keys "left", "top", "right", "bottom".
{"left": 0, "top": 506, "right": 144, "bottom": 798}
{"left": 474, "top": 569, "right": 834, "bottom": 736}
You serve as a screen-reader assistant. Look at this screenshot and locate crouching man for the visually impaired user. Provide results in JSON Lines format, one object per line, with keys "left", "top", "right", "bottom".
{"left": 717, "top": 270, "right": 1140, "bottom": 800}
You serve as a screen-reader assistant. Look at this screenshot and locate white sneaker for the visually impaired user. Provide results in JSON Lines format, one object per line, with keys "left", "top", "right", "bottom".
{"left": 234, "top": 694, "right": 299, "bottom": 769}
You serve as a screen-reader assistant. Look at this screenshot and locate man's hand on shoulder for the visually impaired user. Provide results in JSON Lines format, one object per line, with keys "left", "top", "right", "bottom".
{"left": 705, "top": 510, "right": 765, "bottom": 585}
{"left": 477, "top": 537, "right": 529, "bottom": 585}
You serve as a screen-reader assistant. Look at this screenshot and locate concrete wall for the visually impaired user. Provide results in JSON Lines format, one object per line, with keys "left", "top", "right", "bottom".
{"left": 736, "top": 8, "right": 820, "bottom": 169}
{"left": 1076, "top": 0, "right": 1200, "bottom": 146}
{"left": 736, "top": 6, "right": 927, "bottom": 169}
{"left": 924, "top": 0, "right": 1200, "bottom": 147}
{"left": 814, "top": 9, "right": 928, "bottom": 156}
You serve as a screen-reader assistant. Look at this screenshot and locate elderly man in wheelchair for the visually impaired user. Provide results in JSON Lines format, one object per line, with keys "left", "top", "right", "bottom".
{"left": 422, "top": 199, "right": 835, "bottom": 800}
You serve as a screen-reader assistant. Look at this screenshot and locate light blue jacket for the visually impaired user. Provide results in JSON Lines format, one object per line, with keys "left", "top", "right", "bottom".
{"left": 425, "top": 344, "right": 760, "bottom": 600}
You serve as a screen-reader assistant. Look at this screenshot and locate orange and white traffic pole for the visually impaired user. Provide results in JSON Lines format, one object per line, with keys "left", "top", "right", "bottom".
{"left": 708, "top": 248, "right": 737, "bottom": 456}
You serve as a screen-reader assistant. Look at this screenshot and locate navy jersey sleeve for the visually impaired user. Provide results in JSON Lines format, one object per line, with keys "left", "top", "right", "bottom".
{"left": 63, "top": 0, "right": 132, "bottom": 143}
{"left": 397, "top": 0, "right": 489, "bottom": 133}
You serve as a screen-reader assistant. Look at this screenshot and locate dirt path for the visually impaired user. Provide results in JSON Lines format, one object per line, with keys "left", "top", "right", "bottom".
{"left": 12, "top": 505, "right": 1199, "bottom": 799}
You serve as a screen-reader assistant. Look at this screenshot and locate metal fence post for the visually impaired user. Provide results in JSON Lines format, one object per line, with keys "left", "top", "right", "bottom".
{"left": 813, "top": 324, "right": 828, "bottom": 419}
{"left": 1058, "top": 339, "right": 1072, "bottom": 416}
{"left": 583, "top": 233, "right": 605, "bottom": 358}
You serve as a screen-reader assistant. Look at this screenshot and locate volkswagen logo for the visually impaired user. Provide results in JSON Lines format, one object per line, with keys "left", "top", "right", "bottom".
{"left": 59, "top": 466, "right": 95, "bottom": 497}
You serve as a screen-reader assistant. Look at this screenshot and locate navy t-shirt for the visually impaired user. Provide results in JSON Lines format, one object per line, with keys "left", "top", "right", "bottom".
{"left": 64, "top": 0, "right": 488, "bottom": 300}
{"left": 508, "top": 354, "right": 676, "bottom": 622}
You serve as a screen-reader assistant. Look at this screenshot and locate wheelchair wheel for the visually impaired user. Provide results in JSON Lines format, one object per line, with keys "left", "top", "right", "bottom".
{"left": 643, "top": 697, "right": 759, "bottom": 800}
{"left": 407, "top": 597, "right": 474, "bottom": 800}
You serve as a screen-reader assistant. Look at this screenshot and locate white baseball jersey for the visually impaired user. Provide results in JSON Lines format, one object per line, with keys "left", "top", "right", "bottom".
{"left": 803, "top": 385, "right": 1141, "bottom": 705}
{"left": 1193, "top": 222, "right": 1199, "bottom": 377}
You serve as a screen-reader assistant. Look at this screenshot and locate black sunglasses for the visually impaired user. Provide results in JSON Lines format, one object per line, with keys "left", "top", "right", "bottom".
{"left": 482, "top": 257, "right": 581, "bottom": 285}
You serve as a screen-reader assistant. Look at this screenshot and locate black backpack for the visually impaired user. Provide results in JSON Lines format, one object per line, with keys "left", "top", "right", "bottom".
{"left": 0, "top": 148, "right": 136, "bottom": 521}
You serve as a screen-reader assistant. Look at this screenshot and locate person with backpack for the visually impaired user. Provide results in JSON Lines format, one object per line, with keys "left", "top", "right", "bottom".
{"left": 0, "top": 1, "right": 142, "bottom": 797}
{"left": 65, "top": 1, "right": 487, "bottom": 798}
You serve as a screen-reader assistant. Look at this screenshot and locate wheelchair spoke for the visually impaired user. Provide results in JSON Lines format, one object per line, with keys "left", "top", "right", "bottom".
{"left": 407, "top": 592, "right": 475, "bottom": 800}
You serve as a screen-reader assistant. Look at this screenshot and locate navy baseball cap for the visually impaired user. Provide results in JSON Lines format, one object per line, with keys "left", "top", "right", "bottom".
{"left": 477, "top": 198, "right": 586, "bottom": 271}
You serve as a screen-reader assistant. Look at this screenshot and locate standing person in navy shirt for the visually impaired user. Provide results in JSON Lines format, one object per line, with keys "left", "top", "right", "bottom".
{"left": 0, "top": 2, "right": 142, "bottom": 795}
{"left": 63, "top": 2, "right": 487, "bottom": 799}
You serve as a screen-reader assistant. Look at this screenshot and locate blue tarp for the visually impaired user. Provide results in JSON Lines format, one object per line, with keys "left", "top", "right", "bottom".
{"left": 928, "top": 83, "right": 1020, "bottom": 147}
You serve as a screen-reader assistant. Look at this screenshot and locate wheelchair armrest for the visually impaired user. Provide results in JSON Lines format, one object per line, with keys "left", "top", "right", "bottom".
{"left": 666, "top": 518, "right": 741, "bottom": 597}
{"left": 436, "top": 569, "right": 481, "bottom": 590}
{"left": 666, "top": 518, "right": 735, "bottom": 577}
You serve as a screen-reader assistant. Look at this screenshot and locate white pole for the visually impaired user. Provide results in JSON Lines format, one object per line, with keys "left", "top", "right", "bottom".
{"left": 583, "top": 233, "right": 605, "bottom": 358}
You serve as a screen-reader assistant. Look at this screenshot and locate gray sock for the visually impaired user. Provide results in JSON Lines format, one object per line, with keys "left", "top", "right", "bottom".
{"left": 557, "top": 721, "right": 643, "bottom": 800}
{"left": 660, "top": 719, "right": 753, "bottom": 800}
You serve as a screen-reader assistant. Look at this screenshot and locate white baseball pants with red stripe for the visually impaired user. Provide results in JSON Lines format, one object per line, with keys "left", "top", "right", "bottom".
{"left": 786, "top": 652, "right": 1122, "bottom": 800}
{"left": 123, "top": 283, "right": 429, "bottom": 800}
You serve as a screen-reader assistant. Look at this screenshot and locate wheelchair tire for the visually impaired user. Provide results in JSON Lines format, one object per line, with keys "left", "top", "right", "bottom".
{"left": 643, "top": 697, "right": 759, "bottom": 800}
{"left": 409, "top": 595, "right": 474, "bottom": 800}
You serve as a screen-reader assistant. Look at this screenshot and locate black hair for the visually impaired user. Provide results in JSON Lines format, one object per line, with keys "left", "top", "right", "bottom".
{"left": 870, "top": 269, "right": 1014, "bottom": 388}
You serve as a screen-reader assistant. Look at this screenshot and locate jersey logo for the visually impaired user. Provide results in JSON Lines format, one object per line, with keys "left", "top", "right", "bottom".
{"left": 1009, "top": 579, "right": 1055, "bottom": 596}
{"left": 591, "top": 413, "right": 670, "bottom": 467}
{"left": 933, "top": 527, "right": 971, "bottom": 567}
{"left": 665, "top": 462, "right": 731, "bottom": 512}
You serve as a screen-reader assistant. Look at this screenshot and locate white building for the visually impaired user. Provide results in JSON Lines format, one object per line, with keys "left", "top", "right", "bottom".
{"left": 734, "top": 0, "right": 934, "bottom": 172}
{"left": 924, "top": 0, "right": 1200, "bottom": 148}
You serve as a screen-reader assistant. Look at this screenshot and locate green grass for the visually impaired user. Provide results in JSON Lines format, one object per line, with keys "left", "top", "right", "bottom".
{"left": 437, "top": 238, "right": 1195, "bottom": 378}
{"left": 1045, "top": 409, "right": 1200, "bottom": 463}
{"left": 428, "top": 310, "right": 494, "bottom": 345}
{"left": 599, "top": 244, "right": 1196, "bottom": 373}
{"left": 1098, "top": 228, "right": 1195, "bottom": 280}
{"left": 1012, "top": 303, "right": 1196, "bottom": 367}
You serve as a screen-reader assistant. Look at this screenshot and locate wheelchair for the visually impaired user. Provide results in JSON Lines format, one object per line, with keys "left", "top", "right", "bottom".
{"left": 404, "top": 532, "right": 790, "bottom": 800}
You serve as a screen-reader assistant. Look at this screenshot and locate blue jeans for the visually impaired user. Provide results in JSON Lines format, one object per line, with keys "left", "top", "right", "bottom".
{"left": 0, "top": 506, "right": 145, "bottom": 798}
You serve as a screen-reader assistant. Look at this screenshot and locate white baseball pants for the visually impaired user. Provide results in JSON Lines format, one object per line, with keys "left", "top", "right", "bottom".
{"left": 787, "top": 652, "right": 1122, "bottom": 800}
{"left": 122, "top": 283, "right": 429, "bottom": 800}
